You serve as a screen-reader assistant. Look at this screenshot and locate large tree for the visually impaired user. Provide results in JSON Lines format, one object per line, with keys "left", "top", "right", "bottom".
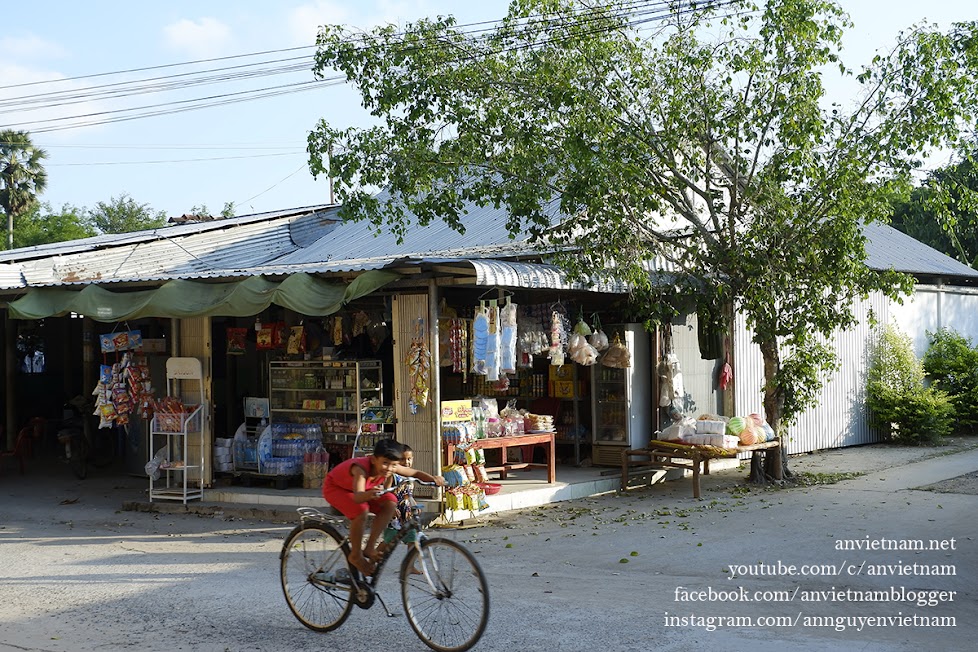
{"left": 890, "top": 142, "right": 978, "bottom": 267}
{"left": 89, "top": 193, "right": 167, "bottom": 234}
{"left": 15, "top": 202, "right": 95, "bottom": 247}
{"left": 308, "top": 0, "right": 978, "bottom": 481}
{"left": 0, "top": 130, "right": 48, "bottom": 250}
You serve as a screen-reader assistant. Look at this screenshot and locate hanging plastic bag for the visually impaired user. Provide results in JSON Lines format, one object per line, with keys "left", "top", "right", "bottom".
{"left": 666, "top": 353, "right": 684, "bottom": 401}
{"left": 499, "top": 299, "right": 518, "bottom": 374}
{"left": 405, "top": 319, "right": 431, "bottom": 413}
{"left": 144, "top": 446, "right": 168, "bottom": 481}
{"left": 600, "top": 332, "right": 631, "bottom": 368}
{"left": 657, "top": 358, "right": 673, "bottom": 407}
{"left": 573, "top": 316, "right": 592, "bottom": 337}
{"left": 588, "top": 313, "right": 609, "bottom": 351}
{"left": 471, "top": 305, "right": 489, "bottom": 375}
{"left": 568, "top": 332, "right": 599, "bottom": 366}
{"left": 548, "top": 311, "right": 565, "bottom": 366}
{"left": 719, "top": 354, "right": 733, "bottom": 390}
{"left": 485, "top": 300, "right": 501, "bottom": 381}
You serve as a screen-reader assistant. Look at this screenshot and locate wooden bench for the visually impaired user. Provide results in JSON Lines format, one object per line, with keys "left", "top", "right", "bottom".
{"left": 621, "top": 440, "right": 781, "bottom": 498}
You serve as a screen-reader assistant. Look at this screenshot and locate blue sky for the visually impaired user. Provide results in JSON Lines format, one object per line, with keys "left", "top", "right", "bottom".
{"left": 0, "top": 1, "right": 973, "bottom": 219}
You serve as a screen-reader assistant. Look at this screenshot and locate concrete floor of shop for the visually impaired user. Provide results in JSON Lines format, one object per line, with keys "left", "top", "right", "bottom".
{"left": 205, "top": 464, "right": 623, "bottom": 514}
{"left": 202, "top": 458, "right": 739, "bottom": 518}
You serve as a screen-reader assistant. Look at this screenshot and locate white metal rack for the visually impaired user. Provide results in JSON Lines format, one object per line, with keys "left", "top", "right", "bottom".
{"left": 149, "top": 357, "right": 205, "bottom": 503}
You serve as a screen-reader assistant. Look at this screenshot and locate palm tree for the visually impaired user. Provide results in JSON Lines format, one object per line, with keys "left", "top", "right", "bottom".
{"left": 0, "top": 130, "right": 48, "bottom": 250}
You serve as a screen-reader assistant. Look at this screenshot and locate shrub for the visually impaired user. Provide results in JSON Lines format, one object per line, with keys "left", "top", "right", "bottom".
{"left": 866, "top": 324, "right": 954, "bottom": 445}
{"left": 923, "top": 328, "right": 978, "bottom": 432}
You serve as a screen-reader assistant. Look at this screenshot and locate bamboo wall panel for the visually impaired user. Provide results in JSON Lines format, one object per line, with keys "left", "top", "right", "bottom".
{"left": 178, "top": 317, "right": 212, "bottom": 486}
{"left": 392, "top": 293, "right": 440, "bottom": 476}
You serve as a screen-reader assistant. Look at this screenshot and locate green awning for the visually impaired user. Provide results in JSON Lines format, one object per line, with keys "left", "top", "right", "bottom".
{"left": 7, "top": 270, "right": 401, "bottom": 322}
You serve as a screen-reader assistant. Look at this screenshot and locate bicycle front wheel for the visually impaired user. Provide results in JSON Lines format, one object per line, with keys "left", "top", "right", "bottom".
{"left": 280, "top": 522, "right": 354, "bottom": 632}
{"left": 401, "top": 537, "right": 490, "bottom": 652}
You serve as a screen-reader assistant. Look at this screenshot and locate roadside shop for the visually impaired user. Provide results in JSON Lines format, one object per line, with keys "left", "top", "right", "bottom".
{"left": 0, "top": 204, "right": 727, "bottom": 507}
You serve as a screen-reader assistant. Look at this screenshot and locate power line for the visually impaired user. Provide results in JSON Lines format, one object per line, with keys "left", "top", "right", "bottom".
{"left": 0, "top": 45, "right": 314, "bottom": 91}
{"left": 46, "top": 151, "right": 305, "bottom": 166}
{"left": 2, "top": 1, "right": 731, "bottom": 133}
{"left": 235, "top": 163, "right": 310, "bottom": 207}
{"left": 0, "top": 0, "right": 741, "bottom": 162}
{"left": 0, "top": 0, "right": 692, "bottom": 93}
{"left": 37, "top": 143, "right": 305, "bottom": 150}
{"left": 13, "top": 79, "right": 341, "bottom": 134}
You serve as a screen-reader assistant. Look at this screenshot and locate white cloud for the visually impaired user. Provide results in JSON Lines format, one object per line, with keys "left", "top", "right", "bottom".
{"left": 286, "top": 1, "right": 352, "bottom": 47}
{"left": 0, "top": 34, "right": 67, "bottom": 61}
{"left": 0, "top": 62, "right": 112, "bottom": 141}
{"left": 162, "top": 17, "right": 234, "bottom": 59}
{"left": 285, "top": 0, "right": 437, "bottom": 46}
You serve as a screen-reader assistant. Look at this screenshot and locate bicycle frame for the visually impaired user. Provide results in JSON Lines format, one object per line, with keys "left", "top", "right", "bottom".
{"left": 297, "top": 479, "right": 444, "bottom": 592}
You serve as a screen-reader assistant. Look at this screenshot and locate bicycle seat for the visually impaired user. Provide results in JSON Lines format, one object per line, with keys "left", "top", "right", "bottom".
{"left": 296, "top": 507, "right": 344, "bottom": 524}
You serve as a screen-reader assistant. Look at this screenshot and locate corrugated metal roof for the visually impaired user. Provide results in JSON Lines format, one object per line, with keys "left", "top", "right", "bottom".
{"left": 269, "top": 194, "right": 563, "bottom": 266}
{"left": 470, "top": 260, "right": 630, "bottom": 293}
{"left": 1, "top": 195, "right": 975, "bottom": 293}
{"left": 0, "top": 196, "right": 566, "bottom": 290}
{"left": 0, "top": 205, "right": 331, "bottom": 263}
{"left": 864, "top": 221, "right": 978, "bottom": 279}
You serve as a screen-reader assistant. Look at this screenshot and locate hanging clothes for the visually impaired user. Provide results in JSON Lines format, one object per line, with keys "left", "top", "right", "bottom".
{"left": 696, "top": 304, "right": 725, "bottom": 360}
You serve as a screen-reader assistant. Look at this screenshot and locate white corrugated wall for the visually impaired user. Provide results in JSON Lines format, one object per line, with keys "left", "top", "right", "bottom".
{"left": 891, "top": 284, "right": 978, "bottom": 356}
{"left": 733, "top": 283, "right": 978, "bottom": 454}
{"left": 733, "top": 293, "right": 892, "bottom": 455}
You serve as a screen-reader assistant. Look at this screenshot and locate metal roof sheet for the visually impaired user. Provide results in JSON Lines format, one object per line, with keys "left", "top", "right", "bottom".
{"left": 469, "top": 260, "right": 631, "bottom": 293}
{"left": 0, "top": 205, "right": 331, "bottom": 264}
{"left": 1, "top": 195, "right": 975, "bottom": 294}
{"left": 863, "top": 221, "right": 978, "bottom": 279}
{"left": 268, "top": 195, "right": 562, "bottom": 266}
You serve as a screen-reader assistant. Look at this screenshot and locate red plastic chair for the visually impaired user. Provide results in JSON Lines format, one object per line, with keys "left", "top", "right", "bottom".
{"left": 0, "top": 427, "right": 31, "bottom": 474}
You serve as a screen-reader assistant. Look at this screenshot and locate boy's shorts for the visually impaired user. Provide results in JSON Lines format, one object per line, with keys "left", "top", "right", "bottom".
{"left": 323, "top": 484, "right": 396, "bottom": 521}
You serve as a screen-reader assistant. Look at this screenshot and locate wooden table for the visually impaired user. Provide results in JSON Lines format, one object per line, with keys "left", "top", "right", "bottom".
{"left": 444, "top": 432, "right": 556, "bottom": 483}
{"left": 621, "top": 440, "right": 780, "bottom": 498}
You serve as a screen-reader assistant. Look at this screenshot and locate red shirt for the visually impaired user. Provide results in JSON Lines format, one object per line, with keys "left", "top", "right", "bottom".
{"left": 323, "top": 456, "right": 386, "bottom": 493}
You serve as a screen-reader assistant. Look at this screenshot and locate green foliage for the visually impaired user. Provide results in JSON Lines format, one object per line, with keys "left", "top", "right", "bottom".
{"left": 1, "top": 129, "right": 48, "bottom": 249}
{"left": 923, "top": 328, "right": 978, "bottom": 432}
{"left": 890, "top": 142, "right": 978, "bottom": 266}
{"left": 309, "top": 0, "right": 978, "bottom": 432}
{"left": 89, "top": 193, "right": 166, "bottom": 234}
{"left": 866, "top": 324, "right": 953, "bottom": 444}
{"left": 14, "top": 202, "right": 96, "bottom": 247}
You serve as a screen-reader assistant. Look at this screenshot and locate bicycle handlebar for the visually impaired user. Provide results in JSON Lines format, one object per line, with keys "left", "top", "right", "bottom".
{"left": 378, "top": 478, "right": 437, "bottom": 496}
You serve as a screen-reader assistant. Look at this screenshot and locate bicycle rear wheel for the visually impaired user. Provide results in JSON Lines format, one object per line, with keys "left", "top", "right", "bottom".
{"left": 68, "top": 435, "right": 88, "bottom": 480}
{"left": 401, "top": 537, "right": 490, "bottom": 652}
{"left": 280, "top": 522, "right": 354, "bottom": 632}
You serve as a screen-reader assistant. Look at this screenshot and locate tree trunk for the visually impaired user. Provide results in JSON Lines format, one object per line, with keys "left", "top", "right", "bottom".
{"left": 748, "top": 338, "right": 791, "bottom": 485}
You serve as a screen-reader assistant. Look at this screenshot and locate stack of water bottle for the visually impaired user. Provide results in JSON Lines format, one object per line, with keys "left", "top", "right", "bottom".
{"left": 260, "top": 423, "right": 322, "bottom": 476}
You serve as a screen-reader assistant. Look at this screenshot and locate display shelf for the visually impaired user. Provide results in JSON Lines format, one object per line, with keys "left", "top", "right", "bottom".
{"left": 269, "top": 360, "right": 385, "bottom": 463}
{"left": 149, "top": 358, "right": 205, "bottom": 504}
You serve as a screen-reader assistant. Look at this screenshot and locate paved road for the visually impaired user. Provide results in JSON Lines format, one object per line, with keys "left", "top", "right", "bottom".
{"left": 1, "top": 451, "right": 976, "bottom": 652}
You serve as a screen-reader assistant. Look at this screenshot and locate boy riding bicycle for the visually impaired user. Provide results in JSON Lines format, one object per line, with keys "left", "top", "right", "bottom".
{"left": 322, "top": 439, "right": 444, "bottom": 576}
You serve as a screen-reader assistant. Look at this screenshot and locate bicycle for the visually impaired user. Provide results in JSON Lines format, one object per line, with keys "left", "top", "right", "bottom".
{"left": 57, "top": 426, "right": 91, "bottom": 479}
{"left": 280, "top": 479, "right": 490, "bottom": 652}
{"left": 57, "top": 422, "right": 115, "bottom": 480}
